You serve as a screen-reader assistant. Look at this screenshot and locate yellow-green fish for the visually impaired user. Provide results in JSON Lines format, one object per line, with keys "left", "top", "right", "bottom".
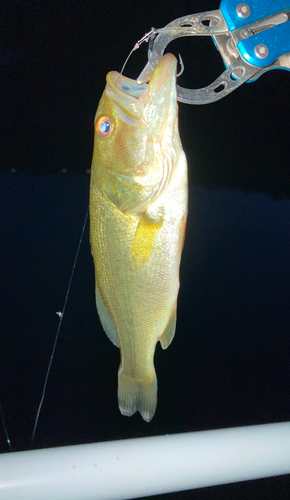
{"left": 90, "top": 53, "right": 187, "bottom": 422}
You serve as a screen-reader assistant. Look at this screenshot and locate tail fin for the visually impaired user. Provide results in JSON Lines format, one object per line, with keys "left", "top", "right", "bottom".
{"left": 118, "top": 370, "right": 157, "bottom": 422}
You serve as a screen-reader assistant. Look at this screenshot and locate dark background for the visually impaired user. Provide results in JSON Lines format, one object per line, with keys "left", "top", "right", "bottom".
{"left": 1, "top": 0, "right": 290, "bottom": 498}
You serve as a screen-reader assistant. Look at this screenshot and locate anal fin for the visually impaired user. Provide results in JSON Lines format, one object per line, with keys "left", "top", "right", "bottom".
{"left": 159, "top": 308, "right": 177, "bottom": 350}
{"left": 95, "top": 282, "right": 119, "bottom": 347}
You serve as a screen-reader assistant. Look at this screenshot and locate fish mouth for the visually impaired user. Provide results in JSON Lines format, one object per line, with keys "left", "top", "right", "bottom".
{"left": 105, "top": 72, "right": 148, "bottom": 121}
{"left": 106, "top": 54, "right": 178, "bottom": 121}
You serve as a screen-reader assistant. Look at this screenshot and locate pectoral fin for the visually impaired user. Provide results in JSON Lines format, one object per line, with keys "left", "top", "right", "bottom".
{"left": 95, "top": 282, "right": 119, "bottom": 347}
{"left": 159, "top": 308, "right": 177, "bottom": 349}
{"left": 131, "top": 213, "right": 163, "bottom": 264}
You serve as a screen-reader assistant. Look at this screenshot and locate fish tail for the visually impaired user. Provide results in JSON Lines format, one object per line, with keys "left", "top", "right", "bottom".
{"left": 118, "top": 370, "right": 157, "bottom": 422}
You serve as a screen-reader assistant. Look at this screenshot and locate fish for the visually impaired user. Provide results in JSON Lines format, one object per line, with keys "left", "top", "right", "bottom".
{"left": 89, "top": 53, "right": 188, "bottom": 422}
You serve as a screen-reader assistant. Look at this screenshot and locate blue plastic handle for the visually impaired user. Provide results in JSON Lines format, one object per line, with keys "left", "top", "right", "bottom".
{"left": 220, "top": 0, "right": 290, "bottom": 67}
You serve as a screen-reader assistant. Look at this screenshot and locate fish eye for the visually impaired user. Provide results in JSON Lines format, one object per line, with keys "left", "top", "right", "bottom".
{"left": 95, "top": 115, "right": 114, "bottom": 138}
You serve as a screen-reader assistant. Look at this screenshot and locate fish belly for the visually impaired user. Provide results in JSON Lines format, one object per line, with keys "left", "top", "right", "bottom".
{"left": 90, "top": 158, "right": 187, "bottom": 421}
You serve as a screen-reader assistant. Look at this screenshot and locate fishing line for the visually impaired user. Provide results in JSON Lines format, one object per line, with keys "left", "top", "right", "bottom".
{"left": 30, "top": 206, "right": 89, "bottom": 447}
{"left": 121, "top": 28, "right": 185, "bottom": 77}
{"left": 0, "top": 397, "right": 12, "bottom": 452}
{"left": 121, "top": 28, "right": 157, "bottom": 74}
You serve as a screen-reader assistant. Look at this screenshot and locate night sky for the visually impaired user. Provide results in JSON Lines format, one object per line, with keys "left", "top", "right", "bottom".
{"left": 1, "top": 0, "right": 290, "bottom": 498}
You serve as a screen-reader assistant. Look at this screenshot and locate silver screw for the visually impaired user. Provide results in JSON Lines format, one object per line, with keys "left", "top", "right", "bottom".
{"left": 254, "top": 44, "right": 269, "bottom": 59}
{"left": 240, "top": 27, "right": 252, "bottom": 38}
{"left": 236, "top": 3, "right": 251, "bottom": 18}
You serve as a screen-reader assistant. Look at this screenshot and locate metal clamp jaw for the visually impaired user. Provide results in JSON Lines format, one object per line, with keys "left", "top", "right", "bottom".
{"left": 137, "top": 0, "right": 290, "bottom": 104}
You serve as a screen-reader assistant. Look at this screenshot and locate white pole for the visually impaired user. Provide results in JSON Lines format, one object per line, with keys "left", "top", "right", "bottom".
{"left": 0, "top": 422, "right": 290, "bottom": 500}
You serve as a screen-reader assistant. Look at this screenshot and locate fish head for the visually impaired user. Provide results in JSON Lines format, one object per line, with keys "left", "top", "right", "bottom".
{"left": 91, "top": 53, "right": 180, "bottom": 214}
